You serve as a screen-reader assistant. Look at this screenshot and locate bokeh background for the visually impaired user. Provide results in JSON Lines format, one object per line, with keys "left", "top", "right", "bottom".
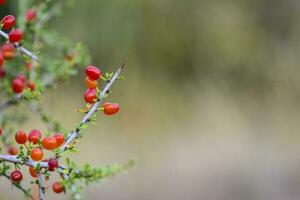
{"left": 2, "top": 0, "right": 300, "bottom": 199}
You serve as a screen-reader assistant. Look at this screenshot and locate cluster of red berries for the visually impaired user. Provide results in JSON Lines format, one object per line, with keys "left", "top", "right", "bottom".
{"left": 4, "top": 129, "right": 65, "bottom": 193}
{"left": 0, "top": 11, "right": 37, "bottom": 90}
{"left": 83, "top": 66, "right": 120, "bottom": 115}
{"left": 11, "top": 74, "right": 36, "bottom": 93}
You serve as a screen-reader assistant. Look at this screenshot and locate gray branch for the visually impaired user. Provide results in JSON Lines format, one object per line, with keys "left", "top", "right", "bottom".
{"left": 0, "top": 30, "right": 39, "bottom": 62}
{"left": 0, "top": 155, "right": 48, "bottom": 168}
{"left": 38, "top": 175, "right": 45, "bottom": 200}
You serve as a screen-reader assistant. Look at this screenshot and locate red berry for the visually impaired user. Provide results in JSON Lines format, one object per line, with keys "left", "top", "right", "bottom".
{"left": 48, "top": 158, "right": 59, "bottom": 171}
{"left": 103, "top": 103, "right": 120, "bottom": 115}
{"left": 9, "top": 29, "right": 23, "bottom": 43}
{"left": 15, "top": 131, "right": 27, "bottom": 144}
{"left": 27, "top": 81, "right": 36, "bottom": 91}
{"left": 52, "top": 181, "right": 64, "bottom": 193}
{"left": 1, "top": 15, "right": 16, "bottom": 30}
{"left": 29, "top": 166, "right": 38, "bottom": 178}
{"left": 0, "top": 52, "right": 4, "bottom": 67}
{"left": 1, "top": 43, "right": 16, "bottom": 59}
{"left": 30, "top": 148, "right": 43, "bottom": 161}
{"left": 53, "top": 133, "right": 64, "bottom": 148}
{"left": 8, "top": 146, "right": 18, "bottom": 155}
{"left": 25, "top": 9, "right": 37, "bottom": 22}
{"left": 0, "top": 128, "right": 2, "bottom": 136}
{"left": 10, "top": 170, "right": 23, "bottom": 182}
{"left": 85, "top": 66, "right": 101, "bottom": 80}
{"left": 85, "top": 77, "right": 98, "bottom": 88}
{"left": 42, "top": 136, "right": 57, "bottom": 150}
{"left": 84, "top": 88, "right": 97, "bottom": 103}
{"left": 0, "top": 0, "right": 6, "bottom": 5}
{"left": 28, "top": 129, "right": 41, "bottom": 144}
{"left": 11, "top": 78, "right": 25, "bottom": 93}
{"left": 16, "top": 74, "right": 26, "bottom": 83}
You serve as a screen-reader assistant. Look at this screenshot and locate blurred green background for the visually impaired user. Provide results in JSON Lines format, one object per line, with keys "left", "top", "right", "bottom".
{"left": 3, "top": 0, "right": 300, "bottom": 199}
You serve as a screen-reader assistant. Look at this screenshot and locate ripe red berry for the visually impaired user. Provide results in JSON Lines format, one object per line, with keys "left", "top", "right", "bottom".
{"left": 11, "top": 78, "right": 25, "bottom": 93}
{"left": 53, "top": 133, "right": 64, "bottom": 148}
{"left": 84, "top": 88, "right": 97, "bottom": 103}
{"left": 25, "top": 9, "right": 37, "bottom": 22}
{"left": 15, "top": 131, "right": 27, "bottom": 144}
{"left": 85, "top": 66, "right": 101, "bottom": 80}
{"left": 1, "top": 15, "right": 16, "bottom": 30}
{"left": 48, "top": 158, "right": 59, "bottom": 171}
{"left": 8, "top": 146, "right": 18, "bottom": 155}
{"left": 9, "top": 29, "right": 23, "bottom": 43}
{"left": 29, "top": 166, "right": 38, "bottom": 178}
{"left": 10, "top": 170, "right": 23, "bottom": 182}
{"left": 85, "top": 77, "right": 98, "bottom": 88}
{"left": 1, "top": 43, "right": 16, "bottom": 59}
{"left": 0, "top": 128, "right": 2, "bottom": 136}
{"left": 42, "top": 136, "right": 57, "bottom": 150}
{"left": 0, "top": 52, "right": 4, "bottom": 67}
{"left": 30, "top": 148, "right": 43, "bottom": 161}
{"left": 28, "top": 129, "right": 41, "bottom": 144}
{"left": 27, "top": 81, "right": 36, "bottom": 91}
{"left": 0, "top": 0, "right": 6, "bottom": 5}
{"left": 52, "top": 181, "right": 65, "bottom": 193}
{"left": 103, "top": 103, "right": 120, "bottom": 115}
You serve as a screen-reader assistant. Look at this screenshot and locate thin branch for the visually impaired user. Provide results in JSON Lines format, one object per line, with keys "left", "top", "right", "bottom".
{"left": 0, "top": 155, "right": 48, "bottom": 168}
{"left": 58, "top": 63, "right": 125, "bottom": 155}
{"left": 3, "top": 173, "right": 32, "bottom": 198}
{"left": 0, "top": 30, "right": 39, "bottom": 62}
{"left": 38, "top": 175, "right": 45, "bottom": 200}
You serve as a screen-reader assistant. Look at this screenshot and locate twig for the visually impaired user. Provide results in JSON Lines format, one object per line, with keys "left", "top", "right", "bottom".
{"left": 0, "top": 155, "right": 48, "bottom": 168}
{"left": 0, "top": 30, "right": 39, "bottom": 62}
{"left": 38, "top": 175, "right": 45, "bottom": 200}
{"left": 3, "top": 173, "right": 32, "bottom": 198}
{"left": 58, "top": 63, "right": 125, "bottom": 155}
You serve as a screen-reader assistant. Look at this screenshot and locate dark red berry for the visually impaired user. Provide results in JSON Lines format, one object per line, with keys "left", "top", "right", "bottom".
{"left": 48, "top": 158, "right": 59, "bottom": 171}
{"left": 15, "top": 131, "right": 27, "bottom": 144}
{"left": 26, "top": 9, "right": 37, "bottom": 22}
{"left": 103, "top": 103, "right": 120, "bottom": 115}
{"left": 11, "top": 78, "right": 25, "bottom": 93}
{"left": 0, "top": 128, "right": 2, "bottom": 136}
{"left": 9, "top": 29, "right": 23, "bottom": 43}
{"left": 84, "top": 88, "right": 97, "bottom": 103}
{"left": 28, "top": 129, "right": 41, "bottom": 144}
{"left": 1, "top": 15, "right": 16, "bottom": 30}
{"left": 52, "top": 181, "right": 65, "bottom": 193}
{"left": 10, "top": 170, "right": 23, "bottom": 182}
{"left": 85, "top": 66, "right": 101, "bottom": 80}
